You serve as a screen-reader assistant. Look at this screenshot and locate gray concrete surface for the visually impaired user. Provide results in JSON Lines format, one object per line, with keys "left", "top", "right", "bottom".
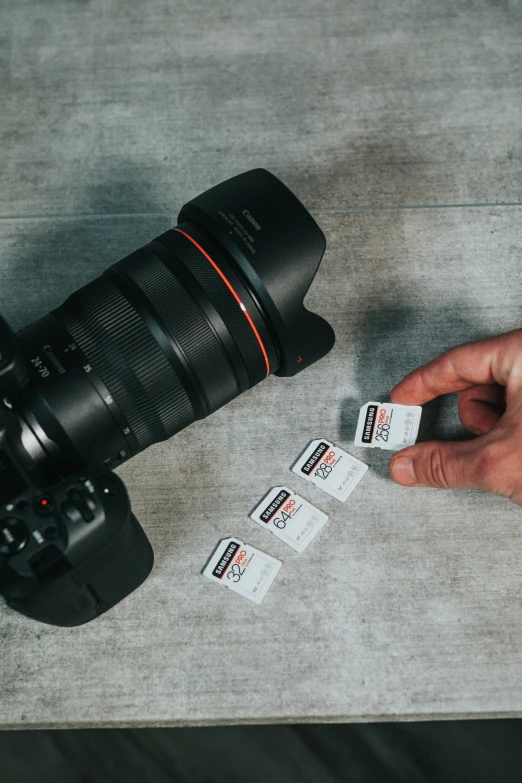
{"left": 0, "top": 0, "right": 521, "bottom": 728}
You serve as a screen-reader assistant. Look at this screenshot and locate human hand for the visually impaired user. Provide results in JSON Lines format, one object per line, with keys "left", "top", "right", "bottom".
{"left": 389, "top": 330, "right": 522, "bottom": 506}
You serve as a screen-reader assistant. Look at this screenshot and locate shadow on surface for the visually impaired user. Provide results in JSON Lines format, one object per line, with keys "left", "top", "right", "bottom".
{"left": 0, "top": 163, "right": 171, "bottom": 329}
{"left": 1, "top": 721, "right": 522, "bottom": 783}
{"left": 326, "top": 129, "right": 499, "bottom": 481}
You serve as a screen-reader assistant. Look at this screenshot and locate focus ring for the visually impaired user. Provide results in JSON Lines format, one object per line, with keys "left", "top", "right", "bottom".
{"left": 155, "top": 229, "right": 267, "bottom": 387}
{"left": 56, "top": 277, "right": 195, "bottom": 450}
{"left": 115, "top": 247, "right": 239, "bottom": 414}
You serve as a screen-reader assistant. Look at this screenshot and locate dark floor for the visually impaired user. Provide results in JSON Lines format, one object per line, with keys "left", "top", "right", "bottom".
{"left": 1, "top": 721, "right": 522, "bottom": 783}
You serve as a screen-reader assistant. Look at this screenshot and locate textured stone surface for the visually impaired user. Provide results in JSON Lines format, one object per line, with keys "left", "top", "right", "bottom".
{"left": 1, "top": 0, "right": 521, "bottom": 217}
{"left": 1, "top": 0, "right": 522, "bottom": 729}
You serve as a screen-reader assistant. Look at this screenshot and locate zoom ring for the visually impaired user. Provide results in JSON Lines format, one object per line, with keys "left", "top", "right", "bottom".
{"left": 56, "top": 277, "right": 195, "bottom": 450}
{"left": 115, "top": 247, "right": 239, "bottom": 414}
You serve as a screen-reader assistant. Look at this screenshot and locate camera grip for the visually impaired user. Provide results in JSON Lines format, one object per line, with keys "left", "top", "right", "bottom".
{"left": 5, "top": 511, "right": 154, "bottom": 627}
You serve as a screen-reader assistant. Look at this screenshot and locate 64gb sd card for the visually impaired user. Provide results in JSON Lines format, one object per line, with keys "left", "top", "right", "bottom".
{"left": 251, "top": 486, "right": 328, "bottom": 552}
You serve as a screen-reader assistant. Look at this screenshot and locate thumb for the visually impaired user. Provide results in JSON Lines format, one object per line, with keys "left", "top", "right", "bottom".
{"left": 389, "top": 438, "right": 492, "bottom": 491}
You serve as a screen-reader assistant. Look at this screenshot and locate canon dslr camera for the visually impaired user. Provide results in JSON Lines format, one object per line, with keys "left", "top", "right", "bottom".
{"left": 0, "top": 169, "right": 334, "bottom": 626}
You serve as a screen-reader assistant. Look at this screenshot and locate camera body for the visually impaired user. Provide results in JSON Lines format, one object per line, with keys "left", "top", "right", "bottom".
{"left": 0, "top": 454, "right": 154, "bottom": 627}
{"left": 0, "top": 168, "right": 334, "bottom": 626}
{"left": 0, "top": 320, "right": 154, "bottom": 626}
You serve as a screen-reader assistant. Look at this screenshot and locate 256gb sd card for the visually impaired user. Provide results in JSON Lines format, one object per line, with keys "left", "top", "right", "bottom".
{"left": 354, "top": 401, "right": 422, "bottom": 451}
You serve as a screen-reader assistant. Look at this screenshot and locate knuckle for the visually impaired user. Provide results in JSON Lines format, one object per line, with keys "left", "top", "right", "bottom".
{"left": 425, "top": 447, "right": 452, "bottom": 489}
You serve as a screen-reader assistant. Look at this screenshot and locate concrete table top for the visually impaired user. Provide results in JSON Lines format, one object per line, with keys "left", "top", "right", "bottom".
{"left": 1, "top": 0, "right": 521, "bottom": 729}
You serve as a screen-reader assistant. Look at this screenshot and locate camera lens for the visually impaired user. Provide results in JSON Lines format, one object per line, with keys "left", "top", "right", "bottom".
{"left": 57, "top": 223, "right": 277, "bottom": 453}
{"left": 15, "top": 169, "right": 335, "bottom": 470}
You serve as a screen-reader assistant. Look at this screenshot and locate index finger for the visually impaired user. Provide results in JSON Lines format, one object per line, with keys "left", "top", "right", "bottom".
{"left": 390, "top": 330, "right": 522, "bottom": 406}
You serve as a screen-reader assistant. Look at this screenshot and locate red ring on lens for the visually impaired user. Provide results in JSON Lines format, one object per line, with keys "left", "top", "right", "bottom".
{"left": 173, "top": 228, "right": 271, "bottom": 377}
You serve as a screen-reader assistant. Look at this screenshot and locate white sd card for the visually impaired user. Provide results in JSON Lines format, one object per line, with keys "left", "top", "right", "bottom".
{"left": 250, "top": 486, "right": 328, "bottom": 552}
{"left": 292, "top": 439, "right": 368, "bottom": 502}
{"left": 354, "top": 401, "right": 422, "bottom": 450}
{"left": 203, "top": 538, "right": 281, "bottom": 604}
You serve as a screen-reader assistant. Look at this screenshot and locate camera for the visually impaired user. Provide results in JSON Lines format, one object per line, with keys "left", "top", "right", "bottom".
{"left": 0, "top": 169, "right": 335, "bottom": 626}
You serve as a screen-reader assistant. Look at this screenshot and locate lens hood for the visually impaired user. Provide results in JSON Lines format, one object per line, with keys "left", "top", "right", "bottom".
{"left": 178, "top": 169, "right": 335, "bottom": 377}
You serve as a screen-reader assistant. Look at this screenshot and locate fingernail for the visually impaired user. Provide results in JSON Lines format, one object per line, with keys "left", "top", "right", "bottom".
{"left": 391, "top": 456, "right": 417, "bottom": 485}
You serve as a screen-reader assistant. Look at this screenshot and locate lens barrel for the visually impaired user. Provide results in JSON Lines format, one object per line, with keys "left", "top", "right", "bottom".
{"left": 15, "top": 169, "right": 334, "bottom": 471}
{"left": 56, "top": 223, "right": 278, "bottom": 453}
